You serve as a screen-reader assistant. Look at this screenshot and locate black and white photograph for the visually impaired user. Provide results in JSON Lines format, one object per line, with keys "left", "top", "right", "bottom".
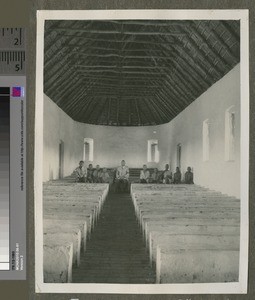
{"left": 34, "top": 10, "right": 249, "bottom": 294}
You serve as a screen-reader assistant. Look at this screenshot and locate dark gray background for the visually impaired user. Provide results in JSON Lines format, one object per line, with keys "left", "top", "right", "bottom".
{"left": 2, "top": 0, "right": 255, "bottom": 299}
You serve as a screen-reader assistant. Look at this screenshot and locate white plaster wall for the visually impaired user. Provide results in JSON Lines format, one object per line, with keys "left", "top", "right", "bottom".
{"left": 43, "top": 95, "right": 169, "bottom": 182}
{"left": 43, "top": 95, "right": 84, "bottom": 181}
{"left": 43, "top": 64, "right": 240, "bottom": 198}
{"left": 163, "top": 64, "right": 240, "bottom": 197}
{"left": 78, "top": 123, "right": 169, "bottom": 169}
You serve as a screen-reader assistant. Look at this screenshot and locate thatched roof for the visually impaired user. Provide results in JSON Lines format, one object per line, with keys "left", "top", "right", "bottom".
{"left": 44, "top": 20, "right": 240, "bottom": 126}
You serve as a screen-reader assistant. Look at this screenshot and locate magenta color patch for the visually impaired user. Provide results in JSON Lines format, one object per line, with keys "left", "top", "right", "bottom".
{"left": 12, "top": 86, "right": 23, "bottom": 97}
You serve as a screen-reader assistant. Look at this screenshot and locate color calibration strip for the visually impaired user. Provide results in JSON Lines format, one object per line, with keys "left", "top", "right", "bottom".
{"left": 0, "top": 87, "right": 10, "bottom": 270}
{"left": 0, "top": 28, "right": 26, "bottom": 280}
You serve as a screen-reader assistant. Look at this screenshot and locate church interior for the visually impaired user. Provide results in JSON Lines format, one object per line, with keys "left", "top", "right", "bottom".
{"left": 41, "top": 19, "right": 241, "bottom": 284}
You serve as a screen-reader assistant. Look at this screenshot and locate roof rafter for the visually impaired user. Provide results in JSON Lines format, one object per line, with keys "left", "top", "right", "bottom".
{"left": 44, "top": 19, "right": 240, "bottom": 126}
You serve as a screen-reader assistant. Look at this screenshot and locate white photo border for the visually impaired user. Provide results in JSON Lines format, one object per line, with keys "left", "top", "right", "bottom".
{"left": 34, "top": 9, "right": 249, "bottom": 294}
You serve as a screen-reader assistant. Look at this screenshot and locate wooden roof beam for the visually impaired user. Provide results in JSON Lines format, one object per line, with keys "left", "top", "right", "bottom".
{"left": 159, "top": 82, "right": 187, "bottom": 110}
{"left": 61, "top": 35, "right": 176, "bottom": 45}
{"left": 74, "top": 95, "right": 156, "bottom": 99}
{"left": 116, "top": 98, "right": 120, "bottom": 125}
{"left": 73, "top": 46, "right": 165, "bottom": 52}
{"left": 77, "top": 65, "right": 171, "bottom": 71}
{"left": 60, "top": 86, "right": 87, "bottom": 112}
{"left": 204, "top": 21, "right": 240, "bottom": 62}
{"left": 220, "top": 21, "right": 240, "bottom": 42}
{"left": 79, "top": 82, "right": 162, "bottom": 88}
{"left": 53, "top": 27, "right": 185, "bottom": 36}
{"left": 152, "top": 91, "right": 175, "bottom": 119}
{"left": 136, "top": 99, "right": 151, "bottom": 125}
{"left": 81, "top": 89, "right": 159, "bottom": 95}
{"left": 158, "top": 85, "right": 187, "bottom": 112}
{"left": 161, "top": 28, "right": 222, "bottom": 79}
{"left": 107, "top": 99, "right": 111, "bottom": 124}
{"left": 170, "top": 59, "right": 205, "bottom": 92}
{"left": 60, "top": 79, "right": 100, "bottom": 111}
{"left": 182, "top": 23, "right": 228, "bottom": 75}
{"left": 147, "top": 97, "right": 169, "bottom": 122}
{"left": 45, "top": 62, "right": 79, "bottom": 93}
{"left": 44, "top": 61, "right": 77, "bottom": 90}
{"left": 93, "top": 98, "right": 108, "bottom": 123}
{"left": 44, "top": 21, "right": 93, "bottom": 55}
{"left": 100, "top": 20, "right": 189, "bottom": 26}
{"left": 135, "top": 99, "right": 141, "bottom": 125}
{"left": 52, "top": 79, "right": 84, "bottom": 107}
{"left": 160, "top": 42, "right": 215, "bottom": 83}
{"left": 75, "top": 69, "right": 165, "bottom": 75}
{"left": 48, "top": 77, "right": 81, "bottom": 102}
{"left": 160, "top": 44, "right": 213, "bottom": 86}
{"left": 77, "top": 72, "right": 166, "bottom": 79}
{"left": 76, "top": 53, "right": 175, "bottom": 60}
{"left": 163, "top": 71, "right": 197, "bottom": 102}
{"left": 79, "top": 76, "right": 164, "bottom": 84}
{"left": 79, "top": 92, "right": 157, "bottom": 98}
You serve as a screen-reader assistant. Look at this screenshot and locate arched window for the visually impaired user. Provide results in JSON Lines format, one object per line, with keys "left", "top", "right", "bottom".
{"left": 225, "top": 106, "right": 235, "bottom": 161}
{"left": 83, "top": 138, "right": 94, "bottom": 162}
{"left": 203, "top": 119, "right": 210, "bottom": 161}
{"left": 147, "top": 140, "right": 159, "bottom": 163}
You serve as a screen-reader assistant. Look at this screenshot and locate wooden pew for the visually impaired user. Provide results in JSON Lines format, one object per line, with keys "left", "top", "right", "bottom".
{"left": 157, "top": 248, "right": 239, "bottom": 283}
{"left": 44, "top": 219, "right": 87, "bottom": 251}
{"left": 44, "top": 230, "right": 82, "bottom": 267}
{"left": 131, "top": 183, "right": 240, "bottom": 283}
{"left": 43, "top": 181, "right": 109, "bottom": 283}
{"left": 43, "top": 242, "right": 73, "bottom": 283}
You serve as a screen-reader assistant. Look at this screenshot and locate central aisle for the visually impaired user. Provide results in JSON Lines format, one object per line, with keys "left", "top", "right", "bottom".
{"left": 72, "top": 192, "right": 156, "bottom": 283}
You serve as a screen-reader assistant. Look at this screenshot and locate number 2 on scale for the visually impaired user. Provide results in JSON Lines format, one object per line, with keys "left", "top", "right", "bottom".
{"left": 14, "top": 38, "right": 19, "bottom": 45}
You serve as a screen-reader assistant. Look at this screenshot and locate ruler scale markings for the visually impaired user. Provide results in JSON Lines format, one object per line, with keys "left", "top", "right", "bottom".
{"left": 0, "top": 28, "right": 24, "bottom": 49}
{"left": 18, "top": 51, "right": 20, "bottom": 71}
{"left": 0, "top": 51, "right": 25, "bottom": 74}
{"left": 0, "top": 28, "right": 26, "bottom": 279}
{"left": 20, "top": 52, "right": 23, "bottom": 71}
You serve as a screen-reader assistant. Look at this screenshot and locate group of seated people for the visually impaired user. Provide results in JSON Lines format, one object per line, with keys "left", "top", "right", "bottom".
{"left": 74, "top": 161, "right": 111, "bottom": 183}
{"left": 74, "top": 159, "right": 130, "bottom": 192}
{"left": 74, "top": 160, "right": 194, "bottom": 192}
{"left": 140, "top": 164, "right": 194, "bottom": 184}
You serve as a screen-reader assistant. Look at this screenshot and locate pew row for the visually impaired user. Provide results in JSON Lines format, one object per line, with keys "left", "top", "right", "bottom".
{"left": 43, "top": 182, "right": 109, "bottom": 283}
{"left": 131, "top": 183, "right": 240, "bottom": 284}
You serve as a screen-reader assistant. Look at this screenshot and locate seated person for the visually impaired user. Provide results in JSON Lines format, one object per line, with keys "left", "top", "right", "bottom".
{"left": 74, "top": 160, "right": 87, "bottom": 183}
{"left": 185, "top": 166, "right": 194, "bottom": 184}
{"left": 140, "top": 164, "right": 150, "bottom": 183}
{"left": 173, "top": 167, "right": 182, "bottom": 184}
{"left": 86, "top": 163, "right": 94, "bottom": 183}
{"left": 100, "top": 167, "right": 110, "bottom": 183}
{"left": 93, "top": 165, "right": 102, "bottom": 183}
{"left": 115, "top": 160, "right": 129, "bottom": 192}
{"left": 162, "top": 164, "right": 172, "bottom": 184}
{"left": 150, "top": 168, "right": 160, "bottom": 183}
